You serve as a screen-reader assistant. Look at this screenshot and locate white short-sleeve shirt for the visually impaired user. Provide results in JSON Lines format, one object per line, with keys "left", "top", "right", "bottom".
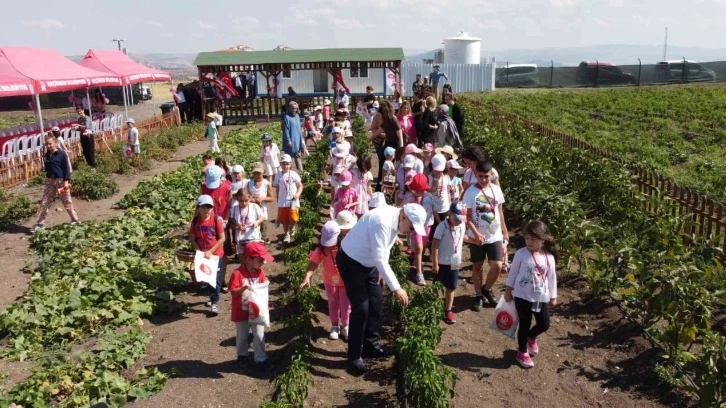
{"left": 462, "top": 182, "right": 505, "bottom": 243}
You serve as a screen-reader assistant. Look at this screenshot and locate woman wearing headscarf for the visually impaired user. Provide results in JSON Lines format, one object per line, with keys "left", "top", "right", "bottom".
{"left": 281, "top": 101, "right": 305, "bottom": 171}
{"left": 436, "top": 104, "right": 462, "bottom": 151}
{"left": 444, "top": 93, "right": 464, "bottom": 137}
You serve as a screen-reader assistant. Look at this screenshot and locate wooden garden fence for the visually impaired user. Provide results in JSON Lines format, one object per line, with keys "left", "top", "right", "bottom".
{"left": 0, "top": 111, "right": 179, "bottom": 189}
{"left": 478, "top": 102, "right": 726, "bottom": 257}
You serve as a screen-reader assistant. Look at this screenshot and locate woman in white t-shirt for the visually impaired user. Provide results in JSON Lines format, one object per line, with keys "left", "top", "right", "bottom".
{"left": 247, "top": 162, "right": 275, "bottom": 232}
{"left": 230, "top": 189, "right": 266, "bottom": 254}
{"left": 460, "top": 146, "right": 500, "bottom": 199}
{"left": 462, "top": 160, "right": 509, "bottom": 311}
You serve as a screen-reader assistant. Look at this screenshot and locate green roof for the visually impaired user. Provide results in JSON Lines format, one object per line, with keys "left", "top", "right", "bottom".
{"left": 193, "top": 48, "right": 404, "bottom": 67}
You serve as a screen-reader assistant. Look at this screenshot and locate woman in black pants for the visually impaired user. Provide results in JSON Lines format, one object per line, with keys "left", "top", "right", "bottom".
{"left": 74, "top": 106, "right": 96, "bottom": 167}
{"left": 368, "top": 100, "right": 403, "bottom": 192}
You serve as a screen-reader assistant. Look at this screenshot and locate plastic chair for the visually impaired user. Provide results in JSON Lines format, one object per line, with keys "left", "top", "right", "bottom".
{"left": 116, "top": 114, "right": 124, "bottom": 129}
{"left": 15, "top": 136, "right": 30, "bottom": 162}
{"left": 0, "top": 138, "right": 18, "bottom": 175}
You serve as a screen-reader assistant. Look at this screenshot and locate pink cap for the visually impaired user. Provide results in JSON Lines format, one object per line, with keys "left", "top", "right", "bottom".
{"left": 405, "top": 143, "right": 422, "bottom": 155}
{"left": 339, "top": 170, "right": 353, "bottom": 186}
{"left": 424, "top": 143, "right": 434, "bottom": 152}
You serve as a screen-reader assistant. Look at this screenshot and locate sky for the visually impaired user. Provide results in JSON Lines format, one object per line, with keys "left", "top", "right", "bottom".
{"left": 1, "top": 0, "right": 726, "bottom": 55}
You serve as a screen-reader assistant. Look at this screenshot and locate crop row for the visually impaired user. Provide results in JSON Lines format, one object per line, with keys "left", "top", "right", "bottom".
{"left": 460, "top": 98, "right": 726, "bottom": 406}
{"left": 479, "top": 86, "right": 726, "bottom": 202}
{"left": 0, "top": 125, "right": 264, "bottom": 407}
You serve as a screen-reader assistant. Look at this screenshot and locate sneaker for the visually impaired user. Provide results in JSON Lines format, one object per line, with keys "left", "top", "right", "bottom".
{"left": 482, "top": 288, "right": 497, "bottom": 306}
{"left": 70, "top": 220, "right": 81, "bottom": 225}
{"left": 30, "top": 224, "right": 44, "bottom": 233}
{"left": 348, "top": 358, "right": 367, "bottom": 375}
{"left": 341, "top": 326, "right": 349, "bottom": 341}
{"left": 415, "top": 273, "right": 426, "bottom": 286}
{"left": 329, "top": 326, "right": 340, "bottom": 340}
{"left": 472, "top": 296, "right": 484, "bottom": 312}
{"left": 283, "top": 233, "right": 291, "bottom": 243}
{"left": 256, "top": 359, "right": 274, "bottom": 373}
{"left": 221, "top": 285, "right": 229, "bottom": 293}
{"left": 527, "top": 338, "right": 539, "bottom": 355}
{"left": 517, "top": 351, "right": 535, "bottom": 368}
{"left": 210, "top": 303, "right": 219, "bottom": 315}
{"left": 237, "top": 355, "right": 249, "bottom": 369}
{"left": 444, "top": 311, "right": 456, "bottom": 324}
{"left": 205, "top": 301, "right": 212, "bottom": 307}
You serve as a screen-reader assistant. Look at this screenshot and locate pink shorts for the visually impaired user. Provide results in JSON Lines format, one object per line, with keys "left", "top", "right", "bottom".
{"left": 411, "top": 226, "right": 431, "bottom": 246}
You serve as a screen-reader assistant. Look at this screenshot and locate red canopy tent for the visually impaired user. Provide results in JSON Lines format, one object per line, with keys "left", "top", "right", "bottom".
{"left": 0, "top": 46, "right": 123, "bottom": 132}
{"left": 77, "top": 49, "right": 172, "bottom": 117}
{"left": 0, "top": 74, "right": 36, "bottom": 97}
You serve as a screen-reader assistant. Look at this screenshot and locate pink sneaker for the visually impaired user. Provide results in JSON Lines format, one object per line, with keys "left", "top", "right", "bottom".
{"left": 527, "top": 338, "right": 539, "bottom": 355}
{"left": 516, "top": 351, "right": 534, "bottom": 368}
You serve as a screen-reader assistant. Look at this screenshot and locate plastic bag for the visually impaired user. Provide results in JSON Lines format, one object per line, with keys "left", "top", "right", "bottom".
{"left": 490, "top": 295, "right": 519, "bottom": 339}
{"left": 245, "top": 281, "right": 270, "bottom": 327}
{"left": 194, "top": 251, "right": 219, "bottom": 288}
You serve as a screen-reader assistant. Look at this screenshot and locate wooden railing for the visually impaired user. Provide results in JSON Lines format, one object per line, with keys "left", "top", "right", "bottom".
{"left": 0, "top": 112, "right": 179, "bottom": 188}
{"left": 478, "top": 102, "right": 726, "bottom": 256}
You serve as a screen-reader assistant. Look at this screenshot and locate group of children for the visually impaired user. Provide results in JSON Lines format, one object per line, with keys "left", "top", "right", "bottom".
{"left": 189, "top": 113, "right": 559, "bottom": 370}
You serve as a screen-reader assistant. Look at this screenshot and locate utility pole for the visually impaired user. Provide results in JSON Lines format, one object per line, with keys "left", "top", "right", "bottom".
{"left": 661, "top": 28, "right": 668, "bottom": 62}
{"left": 111, "top": 38, "right": 126, "bottom": 51}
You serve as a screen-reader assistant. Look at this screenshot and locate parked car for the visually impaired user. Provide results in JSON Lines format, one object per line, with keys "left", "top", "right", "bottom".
{"left": 577, "top": 61, "right": 636, "bottom": 86}
{"left": 141, "top": 86, "right": 152, "bottom": 100}
{"left": 655, "top": 60, "right": 716, "bottom": 83}
{"left": 496, "top": 64, "right": 540, "bottom": 87}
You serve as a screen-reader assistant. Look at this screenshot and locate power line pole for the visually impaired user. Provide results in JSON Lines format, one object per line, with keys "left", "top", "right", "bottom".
{"left": 111, "top": 38, "right": 126, "bottom": 51}
{"left": 661, "top": 28, "right": 668, "bottom": 62}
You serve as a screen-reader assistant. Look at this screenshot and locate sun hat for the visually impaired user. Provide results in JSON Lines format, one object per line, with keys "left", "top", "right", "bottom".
{"left": 403, "top": 154, "right": 416, "bottom": 168}
{"left": 261, "top": 133, "right": 273, "bottom": 142}
{"left": 206, "top": 112, "right": 217, "bottom": 120}
{"left": 126, "top": 118, "right": 135, "bottom": 124}
{"left": 409, "top": 173, "right": 430, "bottom": 192}
{"left": 204, "top": 165, "right": 224, "bottom": 189}
{"left": 423, "top": 143, "right": 435, "bottom": 152}
{"left": 336, "top": 210, "right": 358, "bottom": 230}
{"left": 405, "top": 143, "right": 422, "bottom": 155}
{"left": 280, "top": 154, "right": 292, "bottom": 163}
{"left": 243, "top": 241, "right": 275, "bottom": 262}
{"left": 323, "top": 99, "right": 331, "bottom": 106}
{"left": 447, "top": 159, "right": 463, "bottom": 170}
{"left": 314, "top": 105, "right": 322, "bottom": 111}
{"left": 369, "top": 192, "right": 387, "bottom": 209}
{"left": 402, "top": 203, "right": 428, "bottom": 236}
{"left": 251, "top": 162, "right": 264, "bottom": 174}
{"left": 320, "top": 220, "right": 341, "bottom": 247}
{"left": 339, "top": 170, "right": 353, "bottom": 186}
{"left": 384, "top": 147, "right": 396, "bottom": 157}
{"left": 51, "top": 126, "right": 60, "bottom": 132}
{"left": 232, "top": 165, "right": 244, "bottom": 174}
{"left": 450, "top": 201, "right": 467, "bottom": 223}
{"left": 435, "top": 145, "right": 458, "bottom": 160}
{"left": 332, "top": 145, "right": 349, "bottom": 158}
{"left": 197, "top": 194, "right": 214, "bottom": 207}
{"left": 431, "top": 154, "right": 447, "bottom": 172}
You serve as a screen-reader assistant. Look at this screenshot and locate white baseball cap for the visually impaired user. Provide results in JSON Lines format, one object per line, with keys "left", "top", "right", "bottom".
{"left": 403, "top": 154, "right": 416, "bottom": 168}
{"left": 280, "top": 154, "right": 292, "bottom": 163}
{"left": 332, "top": 126, "right": 342, "bottom": 134}
{"left": 369, "top": 192, "right": 387, "bottom": 209}
{"left": 336, "top": 210, "right": 358, "bottom": 230}
{"left": 402, "top": 203, "right": 427, "bottom": 236}
{"left": 126, "top": 118, "right": 135, "bottom": 124}
{"left": 447, "top": 159, "right": 463, "bottom": 170}
{"left": 197, "top": 194, "right": 214, "bottom": 207}
{"left": 320, "top": 220, "right": 341, "bottom": 247}
{"left": 51, "top": 126, "right": 60, "bottom": 132}
{"left": 431, "top": 154, "right": 447, "bottom": 172}
{"left": 231, "top": 165, "right": 244, "bottom": 173}
{"left": 332, "top": 146, "right": 349, "bottom": 158}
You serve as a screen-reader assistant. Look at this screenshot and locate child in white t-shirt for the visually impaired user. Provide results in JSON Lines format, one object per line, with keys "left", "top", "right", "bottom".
{"left": 260, "top": 133, "right": 281, "bottom": 183}
{"left": 381, "top": 146, "right": 396, "bottom": 194}
{"left": 273, "top": 154, "right": 303, "bottom": 244}
{"left": 230, "top": 189, "right": 266, "bottom": 254}
{"left": 126, "top": 118, "right": 140, "bottom": 155}
{"left": 432, "top": 202, "right": 476, "bottom": 324}
{"left": 428, "top": 154, "right": 451, "bottom": 242}
{"left": 462, "top": 160, "right": 509, "bottom": 311}
{"left": 447, "top": 159, "right": 463, "bottom": 203}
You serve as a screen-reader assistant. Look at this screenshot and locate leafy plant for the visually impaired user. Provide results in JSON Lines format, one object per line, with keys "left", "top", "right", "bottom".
{"left": 0, "top": 190, "right": 37, "bottom": 231}
{"left": 70, "top": 165, "right": 120, "bottom": 200}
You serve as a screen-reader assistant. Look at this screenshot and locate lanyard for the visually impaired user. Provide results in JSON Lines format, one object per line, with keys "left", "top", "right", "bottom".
{"left": 283, "top": 173, "right": 294, "bottom": 198}
{"left": 477, "top": 183, "right": 497, "bottom": 209}
{"left": 529, "top": 250, "right": 550, "bottom": 282}
{"left": 239, "top": 206, "right": 249, "bottom": 227}
{"left": 446, "top": 222, "right": 460, "bottom": 254}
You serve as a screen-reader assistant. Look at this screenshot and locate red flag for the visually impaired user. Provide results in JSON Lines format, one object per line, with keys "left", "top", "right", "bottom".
{"left": 331, "top": 70, "right": 350, "bottom": 94}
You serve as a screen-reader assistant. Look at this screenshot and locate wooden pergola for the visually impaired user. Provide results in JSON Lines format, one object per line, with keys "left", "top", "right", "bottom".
{"left": 192, "top": 48, "right": 404, "bottom": 124}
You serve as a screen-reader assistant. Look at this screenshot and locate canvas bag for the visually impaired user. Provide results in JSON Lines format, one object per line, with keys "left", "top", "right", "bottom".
{"left": 244, "top": 281, "right": 271, "bottom": 327}
{"left": 490, "top": 295, "right": 519, "bottom": 339}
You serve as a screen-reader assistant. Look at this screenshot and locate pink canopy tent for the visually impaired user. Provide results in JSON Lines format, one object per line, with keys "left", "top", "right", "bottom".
{"left": 0, "top": 74, "right": 36, "bottom": 97}
{"left": 0, "top": 46, "right": 123, "bottom": 132}
{"left": 77, "top": 49, "right": 172, "bottom": 117}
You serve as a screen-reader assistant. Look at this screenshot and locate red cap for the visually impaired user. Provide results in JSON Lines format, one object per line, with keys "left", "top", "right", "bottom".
{"left": 409, "top": 173, "right": 430, "bottom": 192}
{"left": 243, "top": 242, "right": 275, "bottom": 262}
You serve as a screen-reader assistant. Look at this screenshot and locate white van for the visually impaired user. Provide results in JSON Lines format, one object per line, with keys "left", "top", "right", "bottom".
{"left": 141, "top": 86, "right": 152, "bottom": 100}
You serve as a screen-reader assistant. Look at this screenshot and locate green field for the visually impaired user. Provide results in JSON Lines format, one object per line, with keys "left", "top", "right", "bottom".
{"left": 478, "top": 84, "right": 726, "bottom": 202}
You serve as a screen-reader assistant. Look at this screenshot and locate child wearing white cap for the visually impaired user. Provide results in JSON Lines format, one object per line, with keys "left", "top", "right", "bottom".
{"left": 126, "top": 118, "right": 140, "bottom": 155}
{"left": 350, "top": 156, "right": 374, "bottom": 218}
{"left": 314, "top": 105, "right": 324, "bottom": 133}
{"left": 300, "top": 220, "right": 353, "bottom": 341}
{"left": 260, "top": 133, "right": 281, "bottom": 183}
{"left": 428, "top": 154, "right": 451, "bottom": 243}
{"left": 273, "top": 154, "right": 303, "bottom": 243}
{"left": 447, "top": 159, "right": 463, "bottom": 202}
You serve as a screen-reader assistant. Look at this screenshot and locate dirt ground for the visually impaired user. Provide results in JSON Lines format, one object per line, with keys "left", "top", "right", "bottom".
{"left": 0, "top": 128, "right": 689, "bottom": 407}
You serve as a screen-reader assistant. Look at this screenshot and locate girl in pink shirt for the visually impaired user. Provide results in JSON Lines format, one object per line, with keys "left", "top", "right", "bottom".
{"left": 333, "top": 170, "right": 359, "bottom": 218}
{"left": 300, "top": 221, "right": 350, "bottom": 340}
{"left": 397, "top": 101, "right": 417, "bottom": 145}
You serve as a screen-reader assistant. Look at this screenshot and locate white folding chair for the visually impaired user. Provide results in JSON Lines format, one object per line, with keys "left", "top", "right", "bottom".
{"left": 15, "top": 136, "right": 30, "bottom": 163}
{"left": 1, "top": 138, "right": 18, "bottom": 171}
{"left": 116, "top": 114, "right": 124, "bottom": 129}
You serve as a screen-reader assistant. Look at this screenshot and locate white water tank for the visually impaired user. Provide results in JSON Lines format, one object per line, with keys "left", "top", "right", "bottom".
{"left": 443, "top": 32, "right": 481, "bottom": 64}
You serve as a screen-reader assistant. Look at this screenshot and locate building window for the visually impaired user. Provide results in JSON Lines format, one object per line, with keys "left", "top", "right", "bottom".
{"left": 282, "top": 68, "right": 291, "bottom": 78}
{"left": 350, "top": 65, "right": 368, "bottom": 78}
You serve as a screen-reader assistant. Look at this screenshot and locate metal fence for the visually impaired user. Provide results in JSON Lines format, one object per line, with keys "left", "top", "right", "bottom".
{"left": 496, "top": 59, "right": 726, "bottom": 89}
{"left": 401, "top": 63, "right": 495, "bottom": 96}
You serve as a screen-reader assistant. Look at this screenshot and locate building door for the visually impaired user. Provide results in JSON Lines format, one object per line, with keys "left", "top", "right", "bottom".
{"left": 313, "top": 69, "right": 329, "bottom": 93}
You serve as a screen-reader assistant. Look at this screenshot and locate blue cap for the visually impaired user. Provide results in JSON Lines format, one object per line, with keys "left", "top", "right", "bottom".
{"left": 384, "top": 147, "right": 396, "bottom": 157}
{"left": 450, "top": 201, "right": 467, "bottom": 222}
{"left": 261, "top": 133, "right": 273, "bottom": 142}
{"left": 204, "top": 165, "right": 224, "bottom": 189}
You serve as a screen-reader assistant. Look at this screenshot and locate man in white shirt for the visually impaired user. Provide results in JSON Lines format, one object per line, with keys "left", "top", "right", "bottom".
{"left": 234, "top": 74, "right": 245, "bottom": 98}
{"left": 172, "top": 84, "right": 189, "bottom": 123}
{"left": 246, "top": 71, "right": 256, "bottom": 98}
{"left": 337, "top": 204, "right": 425, "bottom": 374}
{"left": 334, "top": 89, "right": 349, "bottom": 109}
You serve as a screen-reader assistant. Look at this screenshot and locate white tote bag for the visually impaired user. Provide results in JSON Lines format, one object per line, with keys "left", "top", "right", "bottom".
{"left": 245, "top": 281, "right": 271, "bottom": 327}
{"left": 194, "top": 250, "right": 219, "bottom": 288}
{"left": 490, "top": 295, "right": 519, "bottom": 339}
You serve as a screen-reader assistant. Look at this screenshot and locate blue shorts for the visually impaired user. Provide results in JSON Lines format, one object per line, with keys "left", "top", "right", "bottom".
{"left": 434, "top": 264, "right": 459, "bottom": 290}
